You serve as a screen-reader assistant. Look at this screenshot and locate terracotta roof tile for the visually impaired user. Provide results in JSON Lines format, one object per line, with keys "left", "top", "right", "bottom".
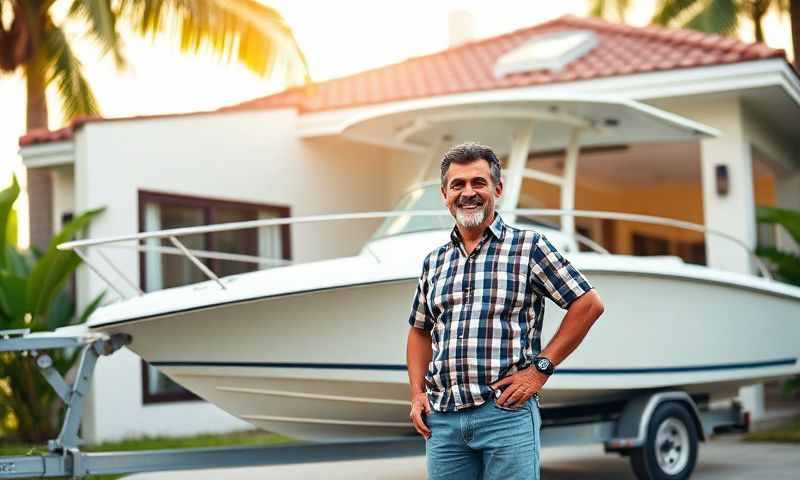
{"left": 21, "top": 14, "right": 788, "bottom": 147}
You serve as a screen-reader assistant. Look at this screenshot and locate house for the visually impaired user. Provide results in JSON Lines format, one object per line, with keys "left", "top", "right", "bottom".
{"left": 19, "top": 15, "right": 800, "bottom": 442}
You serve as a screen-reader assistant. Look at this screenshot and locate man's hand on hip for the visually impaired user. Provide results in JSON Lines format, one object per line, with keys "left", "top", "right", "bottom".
{"left": 490, "top": 368, "right": 548, "bottom": 408}
{"left": 409, "top": 391, "right": 432, "bottom": 439}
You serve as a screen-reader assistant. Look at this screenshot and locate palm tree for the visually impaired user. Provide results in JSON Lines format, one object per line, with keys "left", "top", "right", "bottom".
{"left": 1, "top": 0, "right": 309, "bottom": 251}
{"left": 0, "top": 0, "right": 309, "bottom": 132}
{"left": 588, "top": 0, "right": 798, "bottom": 70}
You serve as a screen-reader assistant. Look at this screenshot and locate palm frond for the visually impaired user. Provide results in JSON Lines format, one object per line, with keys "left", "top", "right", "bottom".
{"left": 652, "top": 0, "right": 702, "bottom": 25}
{"left": 41, "top": 21, "right": 101, "bottom": 121}
{"left": 588, "top": 0, "right": 632, "bottom": 20}
{"left": 67, "top": 0, "right": 128, "bottom": 69}
{"left": 589, "top": 0, "right": 606, "bottom": 17}
{"left": 683, "top": 0, "right": 740, "bottom": 36}
{"left": 774, "top": 0, "right": 789, "bottom": 13}
{"left": 119, "top": 0, "right": 309, "bottom": 85}
{"left": 614, "top": 0, "right": 632, "bottom": 20}
{"left": 756, "top": 205, "right": 800, "bottom": 246}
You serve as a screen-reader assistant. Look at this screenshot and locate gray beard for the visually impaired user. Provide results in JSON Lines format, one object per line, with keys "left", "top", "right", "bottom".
{"left": 455, "top": 205, "right": 487, "bottom": 228}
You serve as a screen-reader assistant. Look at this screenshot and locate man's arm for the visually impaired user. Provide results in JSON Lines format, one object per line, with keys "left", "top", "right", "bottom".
{"left": 540, "top": 289, "right": 604, "bottom": 367}
{"left": 493, "top": 289, "right": 605, "bottom": 407}
{"left": 407, "top": 326, "right": 433, "bottom": 438}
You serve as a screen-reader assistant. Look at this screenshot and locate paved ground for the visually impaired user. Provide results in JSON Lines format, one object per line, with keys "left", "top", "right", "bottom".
{"left": 127, "top": 434, "right": 800, "bottom": 479}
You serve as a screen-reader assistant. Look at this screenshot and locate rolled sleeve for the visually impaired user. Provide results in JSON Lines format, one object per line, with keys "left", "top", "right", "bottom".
{"left": 408, "top": 255, "right": 434, "bottom": 331}
{"left": 530, "top": 233, "right": 593, "bottom": 310}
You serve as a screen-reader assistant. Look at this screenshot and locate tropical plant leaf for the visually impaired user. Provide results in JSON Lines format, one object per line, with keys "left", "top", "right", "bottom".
{"left": 755, "top": 245, "right": 800, "bottom": 286}
{"left": 4, "top": 245, "right": 33, "bottom": 277}
{"left": 26, "top": 207, "right": 105, "bottom": 320}
{"left": 68, "top": 0, "right": 128, "bottom": 68}
{"left": 6, "top": 208, "right": 18, "bottom": 246}
{"left": 118, "top": 0, "right": 309, "bottom": 84}
{"left": 756, "top": 205, "right": 800, "bottom": 246}
{"left": 0, "top": 271, "right": 28, "bottom": 326}
{"left": 0, "top": 176, "right": 20, "bottom": 270}
{"left": 43, "top": 289, "right": 75, "bottom": 331}
{"left": 41, "top": 21, "right": 101, "bottom": 122}
{"left": 683, "top": 0, "right": 739, "bottom": 36}
{"left": 652, "top": 0, "right": 701, "bottom": 25}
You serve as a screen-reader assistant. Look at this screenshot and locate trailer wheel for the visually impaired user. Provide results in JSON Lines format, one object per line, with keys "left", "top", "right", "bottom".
{"left": 630, "top": 401, "right": 698, "bottom": 480}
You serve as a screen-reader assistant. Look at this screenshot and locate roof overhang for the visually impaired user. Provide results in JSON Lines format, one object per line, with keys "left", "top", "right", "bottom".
{"left": 296, "top": 58, "right": 797, "bottom": 154}
{"left": 19, "top": 140, "right": 75, "bottom": 169}
{"left": 302, "top": 93, "right": 718, "bottom": 154}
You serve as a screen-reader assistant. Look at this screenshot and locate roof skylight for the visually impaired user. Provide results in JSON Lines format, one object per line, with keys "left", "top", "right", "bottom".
{"left": 494, "top": 30, "right": 597, "bottom": 78}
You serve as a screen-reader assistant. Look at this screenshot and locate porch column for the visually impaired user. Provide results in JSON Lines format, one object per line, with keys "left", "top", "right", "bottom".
{"left": 560, "top": 129, "right": 582, "bottom": 244}
{"left": 697, "top": 99, "right": 757, "bottom": 275}
{"left": 687, "top": 98, "right": 763, "bottom": 420}
{"left": 503, "top": 121, "right": 535, "bottom": 222}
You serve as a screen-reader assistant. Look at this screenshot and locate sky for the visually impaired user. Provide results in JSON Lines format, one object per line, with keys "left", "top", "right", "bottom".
{"left": 0, "top": 0, "right": 794, "bottom": 247}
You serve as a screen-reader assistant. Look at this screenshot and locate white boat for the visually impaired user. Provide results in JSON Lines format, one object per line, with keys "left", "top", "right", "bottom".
{"left": 60, "top": 96, "right": 800, "bottom": 442}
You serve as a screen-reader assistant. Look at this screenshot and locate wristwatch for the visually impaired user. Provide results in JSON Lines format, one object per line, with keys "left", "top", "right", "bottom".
{"left": 533, "top": 356, "right": 555, "bottom": 376}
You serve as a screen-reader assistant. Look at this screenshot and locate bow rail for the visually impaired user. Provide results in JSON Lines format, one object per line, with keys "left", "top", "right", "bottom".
{"left": 57, "top": 209, "right": 773, "bottom": 300}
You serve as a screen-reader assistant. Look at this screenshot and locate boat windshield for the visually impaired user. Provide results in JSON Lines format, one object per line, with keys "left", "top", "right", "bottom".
{"left": 372, "top": 183, "right": 453, "bottom": 239}
{"left": 372, "top": 182, "right": 561, "bottom": 240}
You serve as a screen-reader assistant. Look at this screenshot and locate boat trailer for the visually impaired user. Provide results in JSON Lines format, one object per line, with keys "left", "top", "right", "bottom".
{"left": 0, "top": 329, "right": 746, "bottom": 479}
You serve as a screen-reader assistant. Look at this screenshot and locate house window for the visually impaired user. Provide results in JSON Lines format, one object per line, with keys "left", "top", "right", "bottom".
{"left": 676, "top": 241, "right": 706, "bottom": 266}
{"left": 632, "top": 232, "right": 670, "bottom": 256}
{"left": 138, "top": 191, "right": 291, "bottom": 404}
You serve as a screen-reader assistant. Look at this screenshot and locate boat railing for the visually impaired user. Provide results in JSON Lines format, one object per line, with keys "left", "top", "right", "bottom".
{"left": 57, "top": 209, "right": 773, "bottom": 300}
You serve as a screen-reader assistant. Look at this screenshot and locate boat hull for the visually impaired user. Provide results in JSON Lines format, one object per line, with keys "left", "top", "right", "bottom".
{"left": 96, "top": 269, "right": 800, "bottom": 441}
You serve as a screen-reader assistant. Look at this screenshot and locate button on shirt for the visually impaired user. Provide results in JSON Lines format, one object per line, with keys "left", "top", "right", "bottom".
{"left": 408, "top": 213, "right": 594, "bottom": 412}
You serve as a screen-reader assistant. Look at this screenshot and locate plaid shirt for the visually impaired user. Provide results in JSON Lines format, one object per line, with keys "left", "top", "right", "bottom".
{"left": 408, "top": 213, "right": 593, "bottom": 412}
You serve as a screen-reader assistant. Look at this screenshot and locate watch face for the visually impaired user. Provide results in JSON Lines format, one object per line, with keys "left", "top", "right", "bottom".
{"left": 537, "top": 358, "right": 550, "bottom": 371}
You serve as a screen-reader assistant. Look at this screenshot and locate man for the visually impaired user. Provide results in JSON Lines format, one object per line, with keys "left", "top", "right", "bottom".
{"left": 406, "top": 142, "right": 605, "bottom": 479}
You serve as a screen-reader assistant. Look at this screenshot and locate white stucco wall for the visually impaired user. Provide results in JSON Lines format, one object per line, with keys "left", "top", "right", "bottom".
{"left": 51, "top": 165, "right": 75, "bottom": 232}
{"left": 73, "top": 109, "right": 396, "bottom": 442}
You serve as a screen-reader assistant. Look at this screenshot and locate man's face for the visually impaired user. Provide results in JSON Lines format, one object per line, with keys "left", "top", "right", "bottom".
{"left": 441, "top": 159, "right": 503, "bottom": 229}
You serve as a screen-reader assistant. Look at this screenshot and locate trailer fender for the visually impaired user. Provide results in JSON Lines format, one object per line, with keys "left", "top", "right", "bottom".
{"left": 605, "top": 391, "right": 706, "bottom": 451}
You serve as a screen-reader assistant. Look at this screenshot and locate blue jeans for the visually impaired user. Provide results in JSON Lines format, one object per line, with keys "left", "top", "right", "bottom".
{"left": 425, "top": 395, "right": 541, "bottom": 480}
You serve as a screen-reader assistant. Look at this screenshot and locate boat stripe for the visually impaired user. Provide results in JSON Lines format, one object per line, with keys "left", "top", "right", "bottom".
{"left": 152, "top": 358, "right": 798, "bottom": 374}
{"left": 240, "top": 414, "right": 411, "bottom": 428}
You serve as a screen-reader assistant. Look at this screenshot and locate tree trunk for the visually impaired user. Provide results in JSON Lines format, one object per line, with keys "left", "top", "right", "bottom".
{"left": 25, "top": 61, "right": 55, "bottom": 252}
{"left": 753, "top": 16, "right": 765, "bottom": 43}
{"left": 750, "top": 1, "right": 768, "bottom": 43}
{"left": 792, "top": 0, "right": 800, "bottom": 71}
{"left": 25, "top": 62, "right": 48, "bottom": 131}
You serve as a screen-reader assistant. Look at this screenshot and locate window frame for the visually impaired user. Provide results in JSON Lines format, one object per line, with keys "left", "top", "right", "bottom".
{"left": 137, "top": 190, "right": 291, "bottom": 405}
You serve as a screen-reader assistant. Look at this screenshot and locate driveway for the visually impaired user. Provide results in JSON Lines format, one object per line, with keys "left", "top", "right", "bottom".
{"left": 127, "top": 434, "right": 799, "bottom": 479}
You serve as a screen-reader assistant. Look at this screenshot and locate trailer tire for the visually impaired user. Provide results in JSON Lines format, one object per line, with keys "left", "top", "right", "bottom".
{"left": 630, "top": 401, "right": 698, "bottom": 480}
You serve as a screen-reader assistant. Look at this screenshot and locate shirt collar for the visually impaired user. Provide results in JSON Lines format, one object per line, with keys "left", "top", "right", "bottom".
{"left": 449, "top": 212, "right": 507, "bottom": 247}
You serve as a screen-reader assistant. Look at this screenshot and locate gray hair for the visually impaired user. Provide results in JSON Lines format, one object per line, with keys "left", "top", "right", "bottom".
{"left": 440, "top": 142, "right": 502, "bottom": 185}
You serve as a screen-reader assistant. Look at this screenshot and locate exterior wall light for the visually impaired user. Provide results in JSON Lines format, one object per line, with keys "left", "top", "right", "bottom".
{"left": 715, "top": 164, "right": 729, "bottom": 196}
